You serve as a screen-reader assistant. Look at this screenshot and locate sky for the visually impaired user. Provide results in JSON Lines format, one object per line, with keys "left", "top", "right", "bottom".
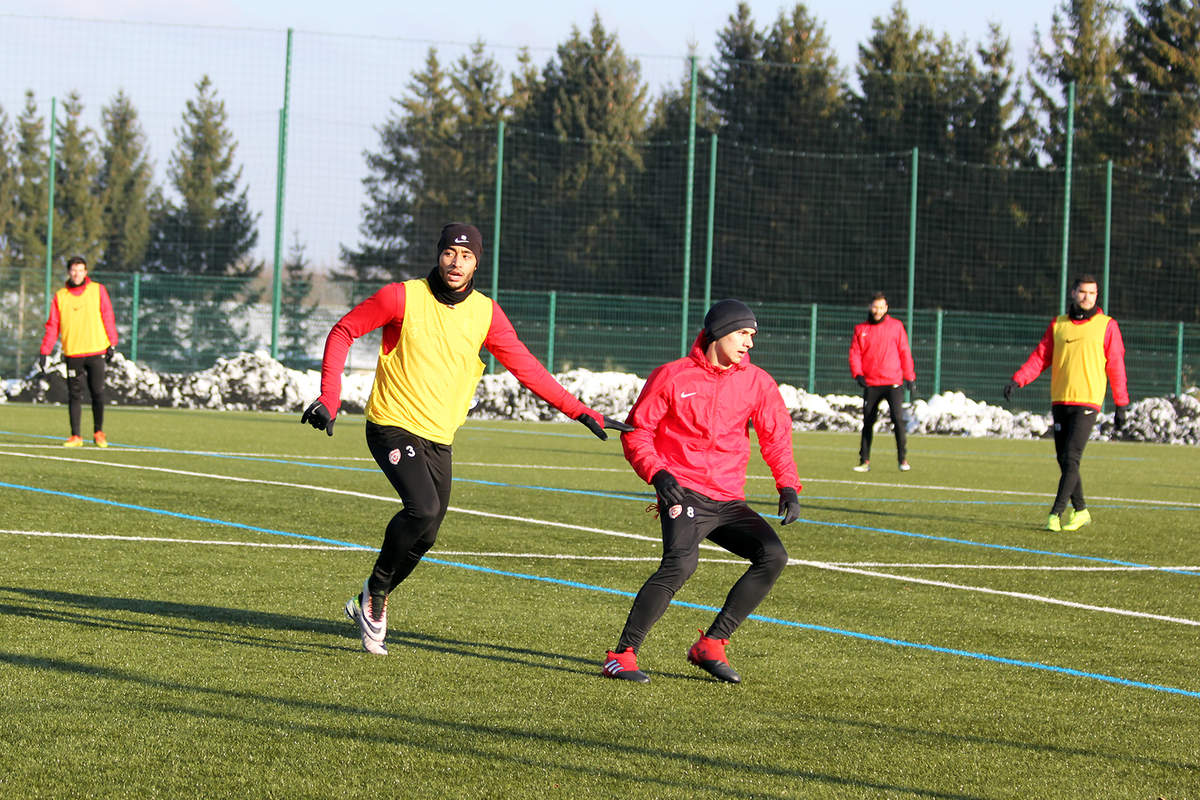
{"left": 0, "top": 0, "right": 1069, "bottom": 269}
{"left": 5, "top": 0, "right": 1061, "bottom": 69}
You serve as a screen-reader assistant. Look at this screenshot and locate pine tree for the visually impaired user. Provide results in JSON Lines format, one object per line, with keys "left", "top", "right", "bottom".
{"left": 280, "top": 232, "right": 319, "bottom": 368}
{"left": 1028, "top": 0, "right": 1123, "bottom": 167}
{"left": 1116, "top": 0, "right": 1200, "bottom": 176}
{"left": 98, "top": 90, "right": 154, "bottom": 273}
{"left": 341, "top": 42, "right": 504, "bottom": 287}
{"left": 145, "top": 75, "right": 261, "bottom": 370}
{"left": 853, "top": 1, "right": 962, "bottom": 157}
{"left": 0, "top": 104, "right": 15, "bottom": 268}
{"left": 150, "top": 75, "right": 259, "bottom": 277}
{"left": 704, "top": 2, "right": 767, "bottom": 144}
{"left": 758, "top": 3, "right": 848, "bottom": 152}
{"left": 8, "top": 92, "right": 48, "bottom": 375}
{"left": 505, "top": 15, "right": 649, "bottom": 292}
{"left": 52, "top": 91, "right": 104, "bottom": 266}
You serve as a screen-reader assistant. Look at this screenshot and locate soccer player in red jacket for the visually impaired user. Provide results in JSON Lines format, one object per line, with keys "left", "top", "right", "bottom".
{"left": 600, "top": 299, "right": 802, "bottom": 684}
{"left": 40, "top": 256, "right": 118, "bottom": 447}
{"left": 1004, "top": 275, "right": 1130, "bottom": 532}
{"left": 301, "top": 222, "right": 629, "bottom": 655}
{"left": 848, "top": 292, "right": 916, "bottom": 472}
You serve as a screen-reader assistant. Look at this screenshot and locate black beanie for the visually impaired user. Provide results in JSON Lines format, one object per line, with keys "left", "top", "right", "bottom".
{"left": 704, "top": 299, "right": 757, "bottom": 342}
{"left": 437, "top": 222, "right": 483, "bottom": 263}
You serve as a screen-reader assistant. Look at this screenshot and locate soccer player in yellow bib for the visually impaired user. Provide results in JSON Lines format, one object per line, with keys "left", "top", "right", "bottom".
{"left": 1004, "top": 275, "right": 1130, "bottom": 532}
{"left": 39, "top": 256, "right": 118, "bottom": 447}
{"left": 302, "top": 222, "right": 630, "bottom": 655}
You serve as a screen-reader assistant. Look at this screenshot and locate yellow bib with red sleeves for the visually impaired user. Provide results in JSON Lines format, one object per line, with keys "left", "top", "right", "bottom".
{"left": 1049, "top": 312, "right": 1111, "bottom": 407}
{"left": 56, "top": 282, "right": 111, "bottom": 357}
{"left": 364, "top": 278, "right": 493, "bottom": 444}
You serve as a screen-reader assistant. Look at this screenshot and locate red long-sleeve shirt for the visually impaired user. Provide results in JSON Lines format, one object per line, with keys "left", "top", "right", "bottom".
{"left": 1011, "top": 310, "right": 1129, "bottom": 410}
{"left": 40, "top": 278, "right": 117, "bottom": 357}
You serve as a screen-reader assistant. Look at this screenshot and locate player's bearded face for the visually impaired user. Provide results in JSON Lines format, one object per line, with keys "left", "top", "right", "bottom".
{"left": 438, "top": 246, "right": 477, "bottom": 290}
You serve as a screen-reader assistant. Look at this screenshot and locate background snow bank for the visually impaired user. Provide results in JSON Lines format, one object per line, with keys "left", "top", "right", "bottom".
{"left": 3, "top": 351, "right": 1197, "bottom": 445}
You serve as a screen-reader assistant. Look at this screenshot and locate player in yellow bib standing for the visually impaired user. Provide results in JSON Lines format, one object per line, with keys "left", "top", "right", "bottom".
{"left": 39, "top": 256, "right": 118, "bottom": 447}
{"left": 302, "top": 222, "right": 630, "bottom": 655}
{"left": 1004, "top": 275, "right": 1130, "bottom": 532}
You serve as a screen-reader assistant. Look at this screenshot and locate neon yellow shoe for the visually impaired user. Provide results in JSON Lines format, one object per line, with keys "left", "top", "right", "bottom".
{"left": 93, "top": 431, "right": 108, "bottom": 448}
{"left": 1062, "top": 508, "right": 1092, "bottom": 531}
{"left": 1045, "top": 513, "right": 1061, "bottom": 532}
{"left": 63, "top": 435, "right": 83, "bottom": 447}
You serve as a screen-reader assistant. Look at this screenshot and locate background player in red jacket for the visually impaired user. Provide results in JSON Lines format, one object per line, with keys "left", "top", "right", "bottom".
{"left": 39, "top": 256, "right": 118, "bottom": 447}
{"left": 848, "top": 292, "right": 916, "bottom": 472}
{"left": 1004, "top": 275, "right": 1130, "bottom": 532}
{"left": 600, "top": 299, "right": 802, "bottom": 685}
{"left": 301, "top": 222, "right": 629, "bottom": 655}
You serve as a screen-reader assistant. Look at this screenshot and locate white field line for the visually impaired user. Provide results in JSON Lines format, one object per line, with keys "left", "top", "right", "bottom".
{"left": 795, "top": 559, "right": 1200, "bottom": 627}
{"left": 6, "top": 441, "right": 1196, "bottom": 507}
{"left": 4, "top": 449, "right": 1197, "bottom": 628}
{"left": 838, "top": 562, "right": 1200, "bottom": 571}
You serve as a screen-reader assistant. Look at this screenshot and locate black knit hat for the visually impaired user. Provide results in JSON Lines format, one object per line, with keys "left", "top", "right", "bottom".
{"left": 704, "top": 299, "right": 758, "bottom": 342}
{"left": 437, "top": 222, "right": 483, "bottom": 263}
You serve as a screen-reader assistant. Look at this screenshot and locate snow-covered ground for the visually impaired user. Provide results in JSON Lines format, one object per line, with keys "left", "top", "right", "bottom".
{"left": 4, "top": 350, "right": 1198, "bottom": 444}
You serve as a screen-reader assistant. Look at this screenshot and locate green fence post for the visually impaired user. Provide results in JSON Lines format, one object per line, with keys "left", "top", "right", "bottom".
{"left": 130, "top": 273, "right": 141, "bottom": 362}
{"left": 43, "top": 96, "right": 57, "bottom": 316}
{"left": 489, "top": 119, "right": 505, "bottom": 374}
{"left": 547, "top": 290, "right": 557, "bottom": 372}
{"left": 807, "top": 303, "right": 818, "bottom": 393}
{"left": 703, "top": 133, "right": 717, "bottom": 313}
{"left": 1059, "top": 81, "right": 1076, "bottom": 315}
{"left": 1177, "top": 321, "right": 1185, "bottom": 396}
{"left": 269, "top": 27, "right": 294, "bottom": 360}
{"left": 907, "top": 147, "right": 918, "bottom": 402}
{"left": 933, "top": 308, "right": 943, "bottom": 396}
{"left": 680, "top": 54, "right": 698, "bottom": 356}
{"left": 1103, "top": 159, "right": 1112, "bottom": 310}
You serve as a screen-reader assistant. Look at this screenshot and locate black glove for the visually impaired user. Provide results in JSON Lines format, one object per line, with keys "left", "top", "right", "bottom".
{"left": 1003, "top": 381, "right": 1019, "bottom": 402}
{"left": 38, "top": 354, "right": 48, "bottom": 374}
{"left": 104, "top": 346, "right": 114, "bottom": 363}
{"left": 603, "top": 415, "right": 634, "bottom": 433}
{"left": 1114, "top": 405, "right": 1127, "bottom": 431}
{"left": 778, "top": 487, "right": 801, "bottom": 525}
{"left": 576, "top": 413, "right": 606, "bottom": 440}
{"left": 651, "top": 469, "right": 686, "bottom": 507}
{"left": 301, "top": 399, "right": 335, "bottom": 436}
{"left": 904, "top": 379, "right": 915, "bottom": 393}
{"left": 855, "top": 375, "right": 868, "bottom": 389}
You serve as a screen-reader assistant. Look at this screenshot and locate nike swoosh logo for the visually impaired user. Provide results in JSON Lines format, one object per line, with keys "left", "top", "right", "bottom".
{"left": 681, "top": 392, "right": 697, "bottom": 398}
{"left": 1064, "top": 338, "right": 1079, "bottom": 343}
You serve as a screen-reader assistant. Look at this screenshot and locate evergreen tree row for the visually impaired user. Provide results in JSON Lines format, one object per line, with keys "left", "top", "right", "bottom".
{"left": 344, "top": 0, "right": 1200, "bottom": 320}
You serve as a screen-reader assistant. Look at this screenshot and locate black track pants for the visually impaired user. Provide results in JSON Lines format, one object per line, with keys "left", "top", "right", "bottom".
{"left": 65, "top": 354, "right": 106, "bottom": 436}
{"left": 859, "top": 384, "right": 906, "bottom": 463}
{"left": 1050, "top": 405, "right": 1097, "bottom": 515}
{"left": 364, "top": 421, "right": 453, "bottom": 596}
{"left": 616, "top": 491, "right": 789, "bottom": 652}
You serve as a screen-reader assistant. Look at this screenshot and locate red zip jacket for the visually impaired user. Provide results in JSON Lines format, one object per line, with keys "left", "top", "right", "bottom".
{"left": 622, "top": 332, "right": 801, "bottom": 502}
{"left": 848, "top": 315, "right": 915, "bottom": 387}
{"left": 316, "top": 281, "right": 599, "bottom": 438}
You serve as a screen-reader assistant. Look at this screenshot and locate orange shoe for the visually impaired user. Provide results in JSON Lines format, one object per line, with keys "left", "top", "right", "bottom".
{"left": 63, "top": 435, "right": 83, "bottom": 447}
{"left": 94, "top": 431, "right": 108, "bottom": 448}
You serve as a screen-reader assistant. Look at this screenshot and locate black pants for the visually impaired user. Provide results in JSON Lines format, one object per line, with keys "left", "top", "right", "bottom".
{"left": 616, "top": 490, "right": 789, "bottom": 652}
{"left": 1050, "top": 405, "right": 1097, "bottom": 515}
{"left": 65, "top": 354, "right": 107, "bottom": 436}
{"left": 859, "top": 384, "right": 906, "bottom": 462}
{"left": 364, "top": 421, "right": 453, "bottom": 596}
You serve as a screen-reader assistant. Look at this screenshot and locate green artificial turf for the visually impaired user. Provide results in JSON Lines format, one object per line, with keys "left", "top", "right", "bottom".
{"left": 1, "top": 403, "right": 1198, "bottom": 798}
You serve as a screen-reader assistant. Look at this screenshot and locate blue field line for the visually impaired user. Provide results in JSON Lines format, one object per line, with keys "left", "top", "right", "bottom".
{"left": 3, "top": 479, "right": 1196, "bottom": 700}
{"left": 425, "top": 558, "right": 1200, "bottom": 699}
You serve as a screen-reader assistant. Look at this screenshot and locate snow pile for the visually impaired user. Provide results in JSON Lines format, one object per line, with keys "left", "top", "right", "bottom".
{"left": 3, "top": 351, "right": 1197, "bottom": 445}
